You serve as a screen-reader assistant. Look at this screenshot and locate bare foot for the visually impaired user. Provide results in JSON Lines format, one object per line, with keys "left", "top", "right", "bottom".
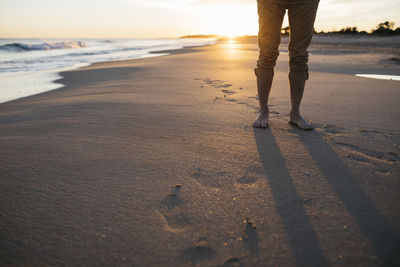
{"left": 289, "top": 114, "right": 314, "bottom": 130}
{"left": 252, "top": 113, "right": 269, "bottom": 128}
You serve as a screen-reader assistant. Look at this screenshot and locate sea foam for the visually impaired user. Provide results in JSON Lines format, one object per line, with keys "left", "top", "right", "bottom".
{"left": 0, "top": 41, "right": 87, "bottom": 51}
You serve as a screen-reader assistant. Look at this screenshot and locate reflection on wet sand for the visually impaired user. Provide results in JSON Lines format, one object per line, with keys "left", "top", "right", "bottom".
{"left": 356, "top": 74, "right": 400, "bottom": 81}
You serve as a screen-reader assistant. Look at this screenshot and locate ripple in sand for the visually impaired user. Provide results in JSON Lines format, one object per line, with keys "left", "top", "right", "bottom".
{"left": 355, "top": 74, "right": 400, "bottom": 81}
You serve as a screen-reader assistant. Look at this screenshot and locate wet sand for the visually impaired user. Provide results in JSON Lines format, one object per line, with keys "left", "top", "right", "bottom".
{"left": 0, "top": 40, "right": 400, "bottom": 266}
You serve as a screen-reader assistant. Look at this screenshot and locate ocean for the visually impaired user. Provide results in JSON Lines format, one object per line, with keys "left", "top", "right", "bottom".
{"left": 0, "top": 38, "right": 216, "bottom": 104}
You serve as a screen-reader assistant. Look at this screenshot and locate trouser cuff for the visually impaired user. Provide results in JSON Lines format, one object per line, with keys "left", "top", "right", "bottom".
{"left": 254, "top": 68, "right": 274, "bottom": 78}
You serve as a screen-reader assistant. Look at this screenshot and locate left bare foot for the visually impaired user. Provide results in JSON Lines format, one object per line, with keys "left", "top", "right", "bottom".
{"left": 289, "top": 113, "right": 314, "bottom": 130}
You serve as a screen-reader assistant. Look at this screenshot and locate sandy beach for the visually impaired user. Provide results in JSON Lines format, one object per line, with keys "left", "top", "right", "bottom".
{"left": 1, "top": 38, "right": 400, "bottom": 266}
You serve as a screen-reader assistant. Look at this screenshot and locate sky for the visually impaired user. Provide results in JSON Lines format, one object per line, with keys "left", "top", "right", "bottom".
{"left": 0, "top": 0, "right": 399, "bottom": 38}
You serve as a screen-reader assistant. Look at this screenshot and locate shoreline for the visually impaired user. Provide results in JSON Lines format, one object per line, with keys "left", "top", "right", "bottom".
{"left": 0, "top": 39, "right": 216, "bottom": 105}
{"left": 2, "top": 35, "right": 399, "bottom": 106}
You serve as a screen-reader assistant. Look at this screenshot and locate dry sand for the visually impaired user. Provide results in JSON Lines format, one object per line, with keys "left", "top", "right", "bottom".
{"left": 0, "top": 40, "right": 399, "bottom": 266}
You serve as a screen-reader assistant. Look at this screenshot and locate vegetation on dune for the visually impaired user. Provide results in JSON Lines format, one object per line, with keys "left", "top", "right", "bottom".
{"left": 371, "top": 21, "right": 400, "bottom": 35}
{"left": 316, "top": 21, "right": 400, "bottom": 36}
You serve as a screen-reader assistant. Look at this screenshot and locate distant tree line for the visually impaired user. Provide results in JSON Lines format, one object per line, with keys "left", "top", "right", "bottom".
{"left": 276, "top": 21, "right": 400, "bottom": 36}
{"left": 316, "top": 21, "right": 400, "bottom": 36}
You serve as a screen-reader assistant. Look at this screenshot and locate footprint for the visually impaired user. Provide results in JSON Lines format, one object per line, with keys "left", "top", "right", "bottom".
{"left": 157, "top": 185, "right": 190, "bottom": 231}
{"left": 346, "top": 153, "right": 371, "bottom": 163}
{"left": 162, "top": 193, "right": 181, "bottom": 209}
{"left": 160, "top": 184, "right": 182, "bottom": 209}
{"left": 213, "top": 96, "right": 223, "bottom": 103}
{"left": 217, "top": 257, "right": 242, "bottom": 267}
{"left": 220, "top": 89, "right": 237, "bottom": 95}
{"left": 375, "top": 167, "right": 389, "bottom": 174}
{"left": 203, "top": 79, "right": 224, "bottom": 85}
{"left": 200, "top": 79, "right": 267, "bottom": 113}
{"left": 201, "top": 79, "right": 232, "bottom": 89}
{"left": 245, "top": 165, "right": 265, "bottom": 175}
{"left": 243, "top": 218, "right": 259, "bottom": 257}
{"left": 387, "top": 151, "right": 400, "bottom": 162}
{"left": 219, "top": 84, "right": 233, "bottom": 88}
{"left": 181, "top": 241, "right": 215, "bottom": 264}
{"left": 236, "top": 165, "right": 264, "bottom": 185}
{"left": 320, "top": 124, "right": 345, "bottom": 135}
{"left": 334, "top": 141, "right": 359, "bottom": 150}
{"left": 191, "top": 168, "right": 225, "bottom": 188}
{"left": 335, "top": 141, "right": 400, "bottom": 163}
{"left": 360, "top": 128, "right": 393, "bottom": 136}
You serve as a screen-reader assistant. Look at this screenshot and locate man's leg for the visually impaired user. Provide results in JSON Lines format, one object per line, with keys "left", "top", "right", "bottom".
{"left": 287, "top": 0, "right": 319, "bottom": 130}
{"left": 253, "top": 0, "right": 285, "bottom": 128}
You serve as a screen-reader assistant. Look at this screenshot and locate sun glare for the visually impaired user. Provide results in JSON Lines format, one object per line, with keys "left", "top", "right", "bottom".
{"left": 204, "top": 5, "right": 258, "bottom": 37}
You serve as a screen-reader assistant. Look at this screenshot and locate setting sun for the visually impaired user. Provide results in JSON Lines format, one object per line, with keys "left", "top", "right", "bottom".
{"left": 203, "top": 5, "right": 258, "bottom": 37}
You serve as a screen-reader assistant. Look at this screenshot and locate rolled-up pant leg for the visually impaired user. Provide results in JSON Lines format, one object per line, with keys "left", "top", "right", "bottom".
{"left": 287, "top": 0, "right": 319, "bottom": 80}
{"left": 255, "top": 0, "right": 286, "bottom": 78}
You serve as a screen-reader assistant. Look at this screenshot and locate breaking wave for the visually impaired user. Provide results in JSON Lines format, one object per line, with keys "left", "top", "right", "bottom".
{"left": 0, "top": 41, "right": 87, "bottom": 51}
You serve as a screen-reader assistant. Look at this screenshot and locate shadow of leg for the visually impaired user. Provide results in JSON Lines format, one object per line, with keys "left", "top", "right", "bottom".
{"left": 253, "top": 128, "right": 327, "bottom": 266}
{"left": 295, "top": 129, "right": 400, "bottom": 266}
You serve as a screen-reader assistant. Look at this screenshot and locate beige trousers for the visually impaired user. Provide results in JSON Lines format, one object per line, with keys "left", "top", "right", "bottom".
{"left": 255, "top": 0, "right": 319, "bottom": 80}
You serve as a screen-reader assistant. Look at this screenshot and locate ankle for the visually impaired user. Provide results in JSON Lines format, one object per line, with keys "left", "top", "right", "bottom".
{"left": 290, "top": 110, "right": 300, "bottom": 117}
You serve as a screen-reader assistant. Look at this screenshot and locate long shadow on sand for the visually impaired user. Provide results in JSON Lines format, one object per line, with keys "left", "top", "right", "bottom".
{"left": 253, "top": 128, "right": 327, "bottom": 266}
{"left": 294, "top": 128, "right": 400, "bottom": 266}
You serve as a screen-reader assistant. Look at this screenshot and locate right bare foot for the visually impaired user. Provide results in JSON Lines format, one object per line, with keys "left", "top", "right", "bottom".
{"left": 252, "top": 113, "right": 269, "bottom": 128}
